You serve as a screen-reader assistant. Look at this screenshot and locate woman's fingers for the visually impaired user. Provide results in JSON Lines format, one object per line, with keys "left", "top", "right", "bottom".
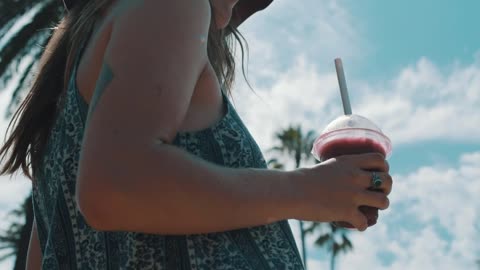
{"left": 354, "top": 171, "right": 393, "bottom": 195}
{"left": 349, "top": 210, "right": 368, "bottom": 231}
{"left": 355, "top": 190, "right": 390, "bottom": 210}
{"left": 344, "top": 153, "right": 389, "bottom": 172}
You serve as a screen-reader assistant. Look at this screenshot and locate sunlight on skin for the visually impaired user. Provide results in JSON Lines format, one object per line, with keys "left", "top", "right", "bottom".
{"left": 1, "top": 0, "right": 479, "bottom": 268}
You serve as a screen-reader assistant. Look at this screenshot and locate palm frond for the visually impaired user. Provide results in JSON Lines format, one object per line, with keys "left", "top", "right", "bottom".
{"left": 0, "top": 0, "right": 60, "bottom": 110}
{"left": 0, "top": 193, "right": 34, "bottom": 270}
{"left": 266, "top": 158, "right": 284, "bottom": 169}
{"left": 268, "top": 146, "right": 285, "bottom": 153}
{"left": 341, "top": 235, "right": 353, "bottom": 250}
{"left": 0, "top": 0, "right": 40, "bottom": 29}
{"left": 303, "top": 222, "right": 323, "bottom": 235}
{"left": 315, "top": 233, "right": 332, "bottom": 247}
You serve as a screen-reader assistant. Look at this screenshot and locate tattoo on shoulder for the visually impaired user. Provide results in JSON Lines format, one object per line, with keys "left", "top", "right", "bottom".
{"left": 89, "top": 63, "right": 114, "bottom": 112}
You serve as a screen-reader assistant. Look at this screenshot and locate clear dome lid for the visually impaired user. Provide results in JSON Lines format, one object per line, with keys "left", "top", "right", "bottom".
{"left": 312, "top": 114, "right": 392, "bottom": 161}
{"left": 322, "top": 114, "right": 382, "bottom": 133}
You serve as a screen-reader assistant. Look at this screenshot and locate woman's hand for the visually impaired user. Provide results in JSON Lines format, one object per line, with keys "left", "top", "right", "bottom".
{"left": 291, "top": 153, "right": 393, "bottom": 231}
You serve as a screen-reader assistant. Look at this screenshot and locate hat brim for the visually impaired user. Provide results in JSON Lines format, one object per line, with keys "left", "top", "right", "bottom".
{"left": 62, "top": 0, "right": 273, "bottom": 28}
{"left": 231, "top": 0, "right": 273, "bottom": 27}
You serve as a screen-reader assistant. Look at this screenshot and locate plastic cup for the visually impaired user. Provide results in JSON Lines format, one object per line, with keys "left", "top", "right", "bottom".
{"left": 311, "top": 114, "right": 392, "bottom": 229}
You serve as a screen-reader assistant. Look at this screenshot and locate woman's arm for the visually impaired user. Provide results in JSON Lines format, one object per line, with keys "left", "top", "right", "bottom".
{"left": 26, "top": 218, "right": 41, "bottom": 270}
{"left": 76, "top": 0, "right": 297, "bottom": 235}
{"left": 76, "top": 0, "right": 390, "bottom": 235}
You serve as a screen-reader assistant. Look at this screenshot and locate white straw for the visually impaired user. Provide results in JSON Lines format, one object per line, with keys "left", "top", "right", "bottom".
{"left": 334, "top": 58, "right": 352, "bottom": 115}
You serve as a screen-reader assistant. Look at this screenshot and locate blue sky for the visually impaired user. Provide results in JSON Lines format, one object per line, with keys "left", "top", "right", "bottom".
{"left": 345, "top": 0, "right": 480, "bottom": 80}
{"left": 232, "top": 0, "right": 480, "bottom": 269}
{"left": 0, "top": 0, "right": 479, "bottom": 269}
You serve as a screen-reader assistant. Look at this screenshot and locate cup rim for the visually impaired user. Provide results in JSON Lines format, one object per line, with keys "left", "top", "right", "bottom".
{"left": 312, "top": 127, "right": 393, "bottom": 160}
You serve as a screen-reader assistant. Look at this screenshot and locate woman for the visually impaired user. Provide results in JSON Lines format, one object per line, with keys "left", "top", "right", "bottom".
{"left": 0, "top": 0, "right": 392, "bottom": 269}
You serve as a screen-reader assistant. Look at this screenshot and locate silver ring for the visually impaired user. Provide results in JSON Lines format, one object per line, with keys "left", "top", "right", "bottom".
{"left": 371, "top": 172, "right": 383, "bottom": 188}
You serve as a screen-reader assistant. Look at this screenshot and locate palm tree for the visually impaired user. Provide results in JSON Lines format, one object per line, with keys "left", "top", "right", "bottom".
{"left": 304, "top": 223, "right": 352, "bottom": 270}
{"left": 1, "top": 1, "right": 61, "bottom": 268}
{"left": 1, "top": 0, "right": 61, "bottom": 116}
{"left": 270, "top": 125, "right": 354, "bottom": 270}
{"left": 0, "top": 3, "right": 357, "bottom": 269}
{"left": 266, "top": 158, "right": 285, "bottom": 170}
{"left": 0, "top": 194, "right": 34, "bottom": 270}
{"left": 270, "top": 125, "right": 317, "bottom": 268}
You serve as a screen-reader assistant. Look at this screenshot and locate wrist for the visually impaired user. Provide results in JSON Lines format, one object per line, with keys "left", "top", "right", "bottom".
{"left": 238, "top": 168, "right": 302, "bottom": 223}
{"left": 282, "top": 169, "right": 308, "bottom": 220}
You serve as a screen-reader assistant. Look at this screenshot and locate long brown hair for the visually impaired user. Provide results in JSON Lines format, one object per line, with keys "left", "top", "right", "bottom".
{"left": 0, "top": 0, "right": 249, "bottom": 180}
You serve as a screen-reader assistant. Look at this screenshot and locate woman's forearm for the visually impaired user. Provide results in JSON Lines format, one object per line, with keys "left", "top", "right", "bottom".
{"left": 77, "top": 142, "right": 299, "bottom": 235}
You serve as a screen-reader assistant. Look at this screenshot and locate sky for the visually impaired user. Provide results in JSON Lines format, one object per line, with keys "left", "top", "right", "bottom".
{"left": 1, "top": 0, "right": 480, "bottom": 269}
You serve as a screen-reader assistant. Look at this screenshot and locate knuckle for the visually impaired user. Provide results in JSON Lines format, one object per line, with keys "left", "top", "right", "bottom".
{"left": 385, "top": 175, "right": 393, "bottom": 194}
{"left": 386, "top": 174, "right": 393, "bottom": 186}
{"left": 351, "top": 189, "right": 363, "bottom": 203}
{"left": 380, "top": 196, "right": 390, "bottom": 209}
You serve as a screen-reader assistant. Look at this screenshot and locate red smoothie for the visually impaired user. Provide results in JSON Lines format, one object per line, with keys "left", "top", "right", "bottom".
{"left": 319, "top": 137, "right": 387, "bottom": 228}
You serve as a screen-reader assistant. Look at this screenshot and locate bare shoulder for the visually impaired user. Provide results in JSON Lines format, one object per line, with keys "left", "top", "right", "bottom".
{"left": 110, "top": 0, "right": 211, "bottom": 17}
{"left": 108, "top": 0, "right": 211, "bottom": 34}
{"left": 78, "top": 0, "right": 212, "bottom": 99}
{"left": 81, "top": 0, "right": 214, "bottom": 143}
{"left": 101, "top": 0, "right": 212, "bottom": 79}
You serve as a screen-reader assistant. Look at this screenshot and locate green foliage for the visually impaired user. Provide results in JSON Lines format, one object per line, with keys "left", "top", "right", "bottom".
{"left": 270, "top": 125, "right": 354, "bottom": 270}
{"left": 266, "top": 158, "right": 284, "bottom": 170}
{"left": 0, "top": 193, "right": 33, "bottom": 270}
{"left": 0, "top": 2, "right": 59, "bottom": 267}
{"left": 270, "top": 125, "right": 317, "bottom": 169}
{"left": 269, "top": 125, "right": 318, "bottom": 268}
{"left": 0, "top": 3, "right": 357, "bottom": 269}
{"left": 310, "top": 223, "right": 352, "bottom": 270}
{"left": 0, "top": 0, "right": 62, "bottom": 117}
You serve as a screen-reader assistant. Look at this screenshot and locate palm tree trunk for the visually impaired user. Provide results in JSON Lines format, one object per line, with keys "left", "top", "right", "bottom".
{"left": 330, "top": 251, "right": 337, "bottom": 270}
{"left": 330, "top": 251, "right": 335, "bottom": 270}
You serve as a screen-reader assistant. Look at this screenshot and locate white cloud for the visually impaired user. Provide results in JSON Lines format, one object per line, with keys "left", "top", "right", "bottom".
{"left": 233, "top": 56, "right": 342, "bottom": 153}
{"left": 292, "top": 152, "right": 480, "bottom": 269}
{"left": 290, "top": 152, "right": 480, "bottom": 270}
{"left": 233, "top": 50, "right": 480, "bottom": 153}
{"left": 233, "top": 1, "right": 480, "bottom": 150}
{"left": 237, "top": 0, "right": 368, "bottom": 85}
{"left": 0, "top": 1, "right": 478, "bottom": 269}
{"left": 233, "top": 55, "right": 480, "bottom": 160}
{"left": 233, "top": 8, "right": 480, "bottom": 268}
{"left": 355, "top": 57, "right": 480, "bottom": 144}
